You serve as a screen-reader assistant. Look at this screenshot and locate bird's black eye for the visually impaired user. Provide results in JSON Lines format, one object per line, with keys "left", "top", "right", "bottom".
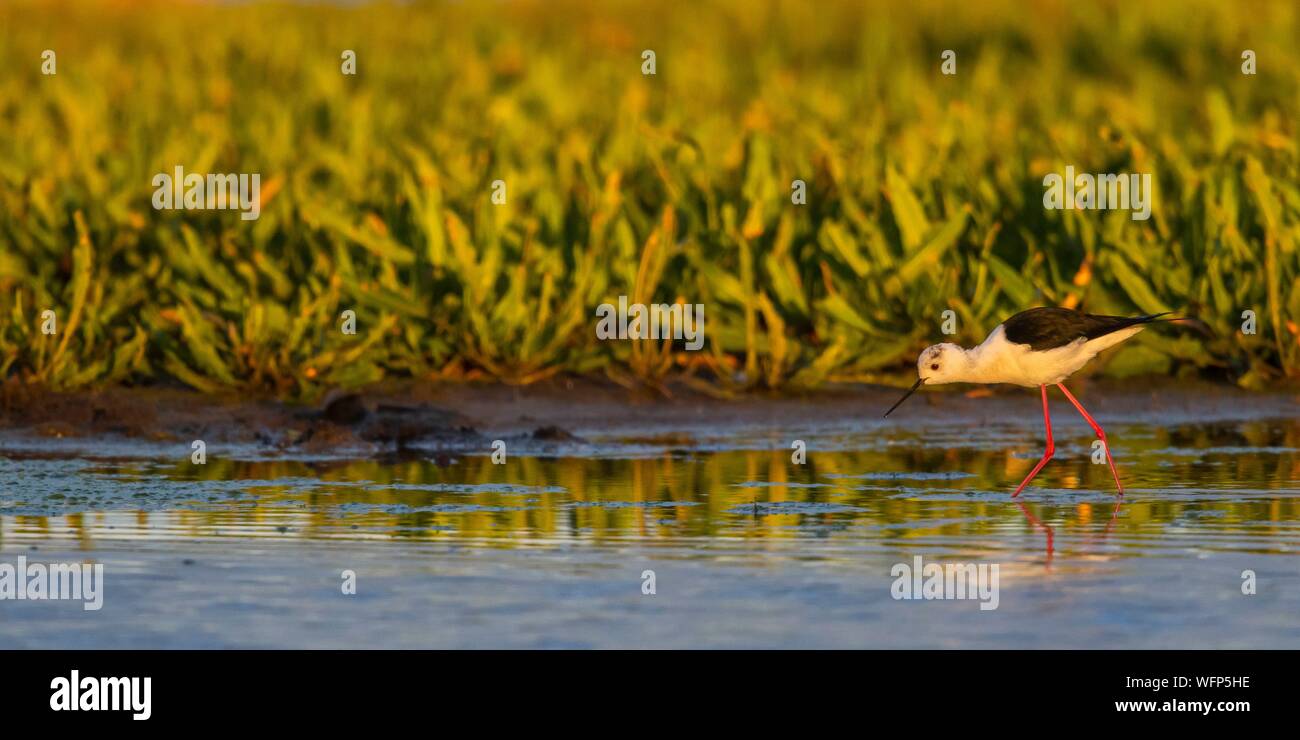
{"left": 930, "top": 363, "right": 940, "bottom": 371}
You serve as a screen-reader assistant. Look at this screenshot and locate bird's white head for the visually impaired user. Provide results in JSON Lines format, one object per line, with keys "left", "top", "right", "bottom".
{"left": 884, "top": 343, "right": 969, "bottom": 417}
{"left": 916, "top": 343, "right": 966, "bottom": 385}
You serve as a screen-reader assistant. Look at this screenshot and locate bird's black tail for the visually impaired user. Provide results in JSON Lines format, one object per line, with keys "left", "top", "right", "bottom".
{"left": 1082, "top": 311, "right": 1175, "bottom": 341}
{"left": 1146, "top": 311, "right": 1213, "bottom": 336}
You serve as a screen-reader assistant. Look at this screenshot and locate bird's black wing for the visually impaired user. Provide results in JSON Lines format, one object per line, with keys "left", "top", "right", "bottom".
{"left": 1001, "top": 307, "right": 1169, "bottom": 351}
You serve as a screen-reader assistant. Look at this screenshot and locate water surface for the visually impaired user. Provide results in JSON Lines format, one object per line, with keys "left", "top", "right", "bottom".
{"left": 2, "top": 412, "right": 1298, "bottom": 648}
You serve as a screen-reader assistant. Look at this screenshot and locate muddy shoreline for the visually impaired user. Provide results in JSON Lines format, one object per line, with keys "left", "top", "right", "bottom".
{"left": 1, "top": 377, "right": 1297, "bottom": 457}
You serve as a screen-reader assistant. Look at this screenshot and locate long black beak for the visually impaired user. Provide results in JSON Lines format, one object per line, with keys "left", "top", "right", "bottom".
{"left": 883, "top": 378, "right": 924, "bottom": 418}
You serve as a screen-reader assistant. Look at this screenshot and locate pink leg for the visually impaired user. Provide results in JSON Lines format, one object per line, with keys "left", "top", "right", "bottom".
{"left": 1056, "top": 383, "right": 1123, "bottom": 495}
{"left": 1012, "top": 385, "right": 1054, "bottom": 497}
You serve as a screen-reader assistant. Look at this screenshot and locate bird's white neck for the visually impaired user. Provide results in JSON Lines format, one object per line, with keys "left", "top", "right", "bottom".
{"left": 949, "top": 344, "right": 994, "bottom": 384}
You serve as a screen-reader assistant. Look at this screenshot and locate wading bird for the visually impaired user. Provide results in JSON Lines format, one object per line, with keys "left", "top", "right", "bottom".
{"left": 884, "top": 307, "right": 1176, "bottom": 496}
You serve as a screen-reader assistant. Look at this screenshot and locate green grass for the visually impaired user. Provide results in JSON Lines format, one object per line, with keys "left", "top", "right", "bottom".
{"left": 1, "top": 0, "right": 1298, "bottom": 398}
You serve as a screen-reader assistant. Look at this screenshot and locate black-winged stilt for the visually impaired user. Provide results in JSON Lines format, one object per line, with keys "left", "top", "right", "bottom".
{"left": 884, "top": 307, "right": 1176, "bottom": 496}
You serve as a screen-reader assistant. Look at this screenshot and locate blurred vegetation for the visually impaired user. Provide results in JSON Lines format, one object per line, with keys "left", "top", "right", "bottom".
{"left": 1, "top": 0, "right": 1298, "bottom": 398}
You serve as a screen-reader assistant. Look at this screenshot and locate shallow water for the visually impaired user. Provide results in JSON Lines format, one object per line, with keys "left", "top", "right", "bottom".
{"left": 2, "top": 412, "right": 1299, "bottom": 648}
